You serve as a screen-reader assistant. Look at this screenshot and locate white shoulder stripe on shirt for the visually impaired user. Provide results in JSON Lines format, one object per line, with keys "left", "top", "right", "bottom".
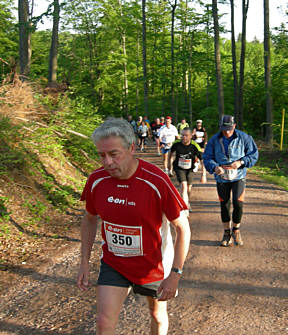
{"left": 91, "top": 176, "right": 111, "bottom": 192}
{"left": 135, "top": 177, "right": 161, "bottom": 199}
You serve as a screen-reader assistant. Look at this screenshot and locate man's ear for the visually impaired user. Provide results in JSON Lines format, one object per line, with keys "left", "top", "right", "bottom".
{"left": 130, "top": 143, "right": 136, "bottom": 153}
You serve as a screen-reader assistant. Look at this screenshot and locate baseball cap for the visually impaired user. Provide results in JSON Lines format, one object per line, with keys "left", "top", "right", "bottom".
{"left": 220, "top": 115, "right": 235, "bottom": 131}
{"left": 166, "top": 116, "right": 172, "bottom": 120}
{"left": 196, "top": 119, "right": 202, "bottom": 123}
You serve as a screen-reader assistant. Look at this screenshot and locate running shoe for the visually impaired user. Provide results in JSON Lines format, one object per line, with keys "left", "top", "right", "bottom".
{"left": 220, "top": 230, "right": 233, "bottom": 247}
{"left": 164, "top": 168, "right": 168, "bottom": 174}
{"left": 168, "top": 170, "right": 173, "bottom": 177}
{"left": 232, "top": 228, "right": 244, "bottom": 246}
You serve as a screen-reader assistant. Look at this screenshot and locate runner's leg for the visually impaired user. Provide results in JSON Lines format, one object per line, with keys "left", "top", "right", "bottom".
{"left": 96, "top": 285, "right": 130, "bottom": 334}
{"left": 217, "top": 182, "right": 233, "bottom": 246}
{"left": 187, "top": 170, "right": 193, "bottom": 208}
{"left": 231, "top": 179, "right": 246, "bottom": 225}
{"left": 180, "top": 181, "right": 189, "bottom": 207}
{"left": 146, "top": 297, "right": 168, "bottom": 335}
{"left": 231, "top": 179, "right": 246, "bottom": 245}
{"left": 156, "top": 138, "right": 161, "bottom": 155}
{"left": 163, "top": 152, "right": 168, "bottom": 171}
{"left": 217, "top": 182, "right": 233, "bottom": 224}
{"left": 200, "top": 147, "right": 207, "bottom": 183}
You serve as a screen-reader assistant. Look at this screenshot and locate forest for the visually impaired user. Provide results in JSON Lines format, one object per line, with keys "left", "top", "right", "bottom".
{"left": 1, "top": 0, "right": 288, "bottom": 145}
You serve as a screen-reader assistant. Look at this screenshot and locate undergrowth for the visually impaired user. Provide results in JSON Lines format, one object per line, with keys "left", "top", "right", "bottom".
{"left": 252, "top": 148, "right": 288, "bottom": 191}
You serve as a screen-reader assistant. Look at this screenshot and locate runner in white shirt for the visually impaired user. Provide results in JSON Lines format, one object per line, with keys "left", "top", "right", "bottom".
{"left": 159, "top": 116, "right": 180, "bottom": 174}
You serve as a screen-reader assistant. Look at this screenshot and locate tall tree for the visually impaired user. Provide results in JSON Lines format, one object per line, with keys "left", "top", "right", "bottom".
{"left": 238, "top": 0, "right": 249, "bottom": 129}
{"left": 18, "top": 0, "right": 32, "bottom": 78}
{"left": 264, "top": 0, "right": 273, "bottom": 145}
{"left": 212, "top": 0, "right": 225, "bottom": 119}
{"left": 141, "top": 0, "right": 149, "bottom": 117}
{"left": 118, "top": 0, "right": 129, "bottom": 117}
{"left": 48, "top": 0, "right": 60, "bottom": 86}
{"left": 230, "top": 0, "right": 239, "bottom": 123}
{"left": 168, "top": 0, "right": 178, "bottom": 119}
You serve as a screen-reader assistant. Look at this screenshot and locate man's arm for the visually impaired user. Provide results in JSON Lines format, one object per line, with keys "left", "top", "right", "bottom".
{"left": 77, "top": 211, "right": 98, "bottom": 291}
{"left": 203, "top": 139, "right": 219, "bottom": 174}
{"left": 230, "top": 134, "right": 259, "bottom": 169}
{"left": 157, "top": 212, "right": 191, "bottom": 301}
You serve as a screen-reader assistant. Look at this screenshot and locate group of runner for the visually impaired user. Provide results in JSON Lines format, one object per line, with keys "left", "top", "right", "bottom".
{"left": 77, "top": 114, "right": 258, "bottom": 334}
{"left": 128, "top": 115, "right": 208, "bottom": 206}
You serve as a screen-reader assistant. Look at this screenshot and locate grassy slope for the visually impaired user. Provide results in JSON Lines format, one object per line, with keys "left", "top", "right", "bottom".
{"left": 0, "top": 81, "right": 99, "bottom": 285}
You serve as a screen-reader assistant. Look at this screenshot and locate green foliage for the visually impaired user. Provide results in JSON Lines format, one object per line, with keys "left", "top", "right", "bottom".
{"left": 42, "top": 181, "right": 77, "bottom": 210}
{"left": 0, "top": 117, "right": 26, "bottom": 174}
{"left": 253, "top": 149, "right": 288, "bottom": 191}
{"left": 1, "top": 0, "right": 288, "bottom": 141}
{"left": 0, "top": 0, "right": 18, "bottom": 81}
{"left": 0, "top": 196, "right": 10, "bottom": 222}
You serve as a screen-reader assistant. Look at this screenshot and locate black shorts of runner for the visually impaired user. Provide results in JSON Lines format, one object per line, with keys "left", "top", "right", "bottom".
{"left": 138, "top": 135, "right": 147, "bottom": 145}
{"left": 98, "top": 259, "right": 132, "bottom": 287}
{"left": 97, "top": 260, "right": 159, "bottom": 298}
{"left": 175, "top": 168, "right": 193, "bottom": 185}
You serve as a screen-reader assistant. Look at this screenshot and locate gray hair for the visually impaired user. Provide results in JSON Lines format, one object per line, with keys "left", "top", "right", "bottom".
{"left": 91, "top": 117, "right": 136, "bottom": 149}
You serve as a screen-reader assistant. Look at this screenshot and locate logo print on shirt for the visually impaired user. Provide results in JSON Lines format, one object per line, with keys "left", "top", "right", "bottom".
{"left": 107, "top": 196, "right": 136, "bottom": 206}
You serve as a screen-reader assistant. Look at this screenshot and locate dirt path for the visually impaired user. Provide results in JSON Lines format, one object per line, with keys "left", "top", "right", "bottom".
{"left": 1, "top": 142, "right": 288, "bottom": 335}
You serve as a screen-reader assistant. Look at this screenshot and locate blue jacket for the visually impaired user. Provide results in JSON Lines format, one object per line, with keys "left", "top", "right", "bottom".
{"left": 203, "top": 129, "right": 258, "bottom": 183}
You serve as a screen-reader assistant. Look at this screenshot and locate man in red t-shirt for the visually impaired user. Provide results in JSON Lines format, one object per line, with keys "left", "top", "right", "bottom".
{"left": 77, "top": 118, "right": 191, "bottom": 335}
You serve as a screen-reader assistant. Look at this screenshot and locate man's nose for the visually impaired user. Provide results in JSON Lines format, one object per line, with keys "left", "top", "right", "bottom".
{"left": 103, "top": 155, "right": 113, "bottom": 166}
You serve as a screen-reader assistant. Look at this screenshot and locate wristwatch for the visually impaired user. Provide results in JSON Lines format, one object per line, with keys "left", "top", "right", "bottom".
{"left": 240, "top": 160, "right": 245, "bottom": 166}
{"left": 171, "top": 267, "right": 183, "bottom": 275}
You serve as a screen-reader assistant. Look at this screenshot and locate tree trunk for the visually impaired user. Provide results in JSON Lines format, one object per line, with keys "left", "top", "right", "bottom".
{"left": 48, "top": 0, "right": 60, "bottom": 86}
{"left": 264, "top": 0, "right": 273, "bottom": 145}
{"left": 230, "top": 0, "right": 239, "bottom": 124}
{"left": 141, "top": 0, "right": 149, "bottom": 117}
{"left": 118, "top": 0, "right": 129, "bottom": 117}
{"left": 238, "top": 0, "right": 249, "bottom": 129}
{"left": 18, "top": 0, "right": 31, "bottom": 78}
{"left": 170, "top": 0, "right": 177, "bottom": 119}
{"left": 136, "top": 32, "right": 140, "bottom": 117}
{"left": 212, "top": 0, "right": 225, "bottom": 120}
{"left": 188, "top": 32, "right": 193, "bottom": 125}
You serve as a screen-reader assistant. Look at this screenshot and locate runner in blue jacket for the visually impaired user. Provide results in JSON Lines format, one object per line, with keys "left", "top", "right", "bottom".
{"left": 203, "top": 115, "right": 258, "bottom": 246}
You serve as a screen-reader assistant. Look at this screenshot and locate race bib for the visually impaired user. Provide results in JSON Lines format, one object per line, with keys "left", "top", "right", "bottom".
{"left": 221, "top": 167, "right": 238, "bottom": 180}
{"left": 178, "top": 157, "right": 192, "bottom": 169}
{"left": 104, "top": 221, "right": 143, "bottom": 257}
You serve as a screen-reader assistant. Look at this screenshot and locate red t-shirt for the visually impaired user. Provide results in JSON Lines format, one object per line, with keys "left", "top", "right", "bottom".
{"left": 81, "top": 159, "right": 187, "bottom": 285}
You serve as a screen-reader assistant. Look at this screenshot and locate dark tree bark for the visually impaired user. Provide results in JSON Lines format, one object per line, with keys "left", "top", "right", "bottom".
{"left": 230, "top": 0, "right": 239, "bottom": 123}
{"left": 169, "top": 0, "right": 178, "bottom": 119}
{"left": 238, "top": 0, "right": 249, "bottom": 129}
{"left": 48, "top": 0, "right": 60, "bottom": 86}
{"left": 264, "top": 0, "right": 273, "bottom": 145}
{"left": 212, "top": 0, "right": 225, "bottom": 120}
{"left": 18, "top": 0, "right": 31, "bottom": 79}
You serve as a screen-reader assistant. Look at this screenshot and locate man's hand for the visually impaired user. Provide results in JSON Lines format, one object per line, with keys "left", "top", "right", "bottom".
{"left": 157, "top": 272, "right": 180, "bottom": 301}
{"left": 230, "top": 160, "right": 242, "bottom": 169}
{"left": 77, "top": 262, "right": 91, "bottom": 291}
{"left": 215, "top": 166, "right": 225, "bottom": 175}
